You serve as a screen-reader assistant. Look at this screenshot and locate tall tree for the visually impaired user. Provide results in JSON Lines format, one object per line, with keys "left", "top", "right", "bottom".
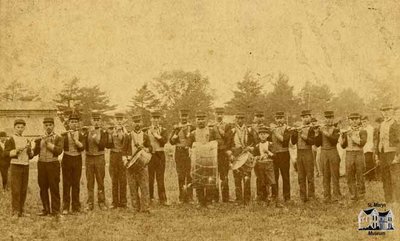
{"left": 54, "top": 77, "right": 81, "bottom": 113}
{"left": 129, "top": 83, "right": 161, "bottom": 126}
{"left": 76, "top": 85, "right": 116, "bottom": 125}
{"left": 153, "top": 70, "right": 214, "bottom": 127}
{"left": 297, "top": 81, "right": 333, "bottom": 114}
{"left": 331, "top": 88, "right": 366, "bottom": 118}
{"left": 265, "top": 73, "right": 299, "bottom": 123}
{"left": 225, "top": 71, "right": 266, "bottom": 122}
{"left": 0, "top": 80, "right": 40, "bottom": 101}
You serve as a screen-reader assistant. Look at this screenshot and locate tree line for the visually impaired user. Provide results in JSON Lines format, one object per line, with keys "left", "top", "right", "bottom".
{"left": 0, "top": 70, "right": 394, "bottom": 128}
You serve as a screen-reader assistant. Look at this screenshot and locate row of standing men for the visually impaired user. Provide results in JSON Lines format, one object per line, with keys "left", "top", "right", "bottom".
{"left": 0, "top": 105, "right": 399, "bottom": 217}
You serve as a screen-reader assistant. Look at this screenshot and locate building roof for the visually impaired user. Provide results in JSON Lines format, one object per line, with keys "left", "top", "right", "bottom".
{"left": 379, "top": 211, "right": 390, "bottom": 216}
{"left": 363, "top": 208, "right": 376, "bottom": 215}
{"left": 0, "top": 101, "right": 57, "bottom": 111}
{"left": 0, "top": 101, "right": 64, "bottom": 137}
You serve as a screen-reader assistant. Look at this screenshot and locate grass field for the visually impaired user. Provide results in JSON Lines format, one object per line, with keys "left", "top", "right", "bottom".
{"left": 0, "top": 157, "right": 399, "bottom": 241}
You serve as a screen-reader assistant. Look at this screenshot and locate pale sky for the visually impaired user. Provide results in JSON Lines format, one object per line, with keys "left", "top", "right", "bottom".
{"left": 1, "top": 0, "right": 399, "bottom": 110}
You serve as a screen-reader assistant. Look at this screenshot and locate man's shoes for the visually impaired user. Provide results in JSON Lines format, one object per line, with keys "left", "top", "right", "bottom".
{"left": 110, "top": 205, "right": 118, "bottom": 209}
{"left": 85, "top": 205, "right": 94, "bottom": 212}
{"left": 99, "top": 204, "right": 108, "bottom": 210}
{"left": 19, "top": 213, "right": 30, "bottom": 218}
{"left": 160, "top": 201, "right": 171, "bottom": 206}
{"left": 37, "top": 211, "right": 49, "bottom": 216}
{"left": 275, "top": 202, "right": 284, "bottom": 208}
{"left": 62, "top": 210, "right": 69, "bottom": 215}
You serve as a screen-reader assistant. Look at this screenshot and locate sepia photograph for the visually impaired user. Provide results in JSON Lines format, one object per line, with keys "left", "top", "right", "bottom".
{"left": 0, "top": 1, "right": 399, "bottom": 240}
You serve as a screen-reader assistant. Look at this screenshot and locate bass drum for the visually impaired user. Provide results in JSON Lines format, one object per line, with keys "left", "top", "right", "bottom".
{"left": 190, "top": 140, "right": 218, "bottom": 188}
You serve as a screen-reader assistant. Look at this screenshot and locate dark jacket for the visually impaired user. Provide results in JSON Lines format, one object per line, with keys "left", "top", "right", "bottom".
{"left": 169, "top": 124, "right": 195, "bottom": 147}
{"left": 314, "top": 126, "right": 340, "bottom": 149}
{"left": 226, "top": 125, "right": 255, "bottom": 156}
{"left": 121, "top": 131, "right": 151, "bottom": 157}
{"left": 187, "top": 127, "right": 220, "bottom": 147}
{"left": 33, "top": 134, "right": 64, "bottom": 158}
{"left": 340, "top": 128, "right": 367, "bottom": 150}
{"left": 84, "top": 129, "right": 109, "bottom": 152}
{"left": 213, "top": 121, "right": 232, "bottom": 150}
{"left": 291, "top": 127, "right": 315, "bottom": 149}
{"left": 62, "top": 131, "right": 85, "bottom": 152}
{"left": 4, "top": 136, "right": 35, "bottom": 160}
{"left": 0, "top": 142, "right": 10, "bottom": 167}
{"left": 143, "top": 126, "right": 168, "bottom": 152}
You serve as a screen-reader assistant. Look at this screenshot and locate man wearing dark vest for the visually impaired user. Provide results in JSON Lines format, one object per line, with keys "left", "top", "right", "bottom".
{"left": 33, "top": 117, "right": 64, "bottom": 217}
{"left": 188, "top": 112, "right": 220, "bottom": 207}
{"left": 375, "top": 104, "right": 400, "bottom": 203}
{"left": 227, "top": 112, "right": 255, "bottom": 205}
{"left": 212, "top": 107, "right": 232, "bottom": 203}
{"left": 290, "top": 110, "right": 315, "bottom": 203}
{"left": 85, "top": 112, "right": 108, "bottom": 211}
{"left": 61, "top": 112, "right": 85, "bottom": 214}
{"left": 170, "top": 109, "right": 194, "bottom": 203}
{"left": 340, "top": 113, "right": 367, "bottom": 201}
{"left": 106, "top": 112, "right": 128, "bottom": 209}
{"left": 270, "top": 111, "right": 291, "bottom": 205}
{"left": 146, "top": 111, "right": 169, "bottom": 205}
{"left": 315, "top": 111, "right": 341, "bottom": 203}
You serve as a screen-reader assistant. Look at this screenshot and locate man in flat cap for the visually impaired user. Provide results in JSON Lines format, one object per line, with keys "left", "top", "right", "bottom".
{"left": 339, "top": 113, "right": 367, "bottom": 201}
{"left": 61, "top": 112, "right": 85, "bottom": 214}
{"left": 187, "top": 111, "right": 220, "bottom": 208}
{"left": 290, "top": 110, "right": 316, "bottom": 203}
{"left": 314, "top": 111, "right": 341, "bottom": 203}
{"left": 33, "top": 117, "right": 64, "bottom": 217}
{"left": 146, "top": 111, "right": 169, "bottom": 205}
{"left": 106, "top": 112, "right": 128, "bottom": 209}
{"left": 122, "top": 114, "right": 151, "bottom": 213}
{"left": 84, "top": 112, "right": 109, "bottom": 211}
{"left": 226, "top": 112, "right": 255, "bottom": 205}
{"left": 270, "top": 111, "right": 291, "bottom": 206}
{"left": 170, "top": 109, "right": 195, "bottom": 203}
{"left": 0, "top": 131, "right": 10, "bottom": 191}
{"left": 375, "top": 104, "right": 400, "bottom": 203}
{"left": 4, "top": 119, "right": 34, "bottom": 217}
{"left": 212, "top": 107, "right": 232, "bottom": 203}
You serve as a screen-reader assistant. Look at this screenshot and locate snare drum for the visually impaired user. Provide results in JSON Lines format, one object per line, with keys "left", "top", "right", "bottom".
{"left": 126, "top": 149, "right": 152, "bottom": 171}
{"left": 231, "top": 151, "right": 254, "bottom": 175}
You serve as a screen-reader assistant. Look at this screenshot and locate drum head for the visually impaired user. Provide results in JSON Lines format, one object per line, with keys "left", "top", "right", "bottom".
{"left": 231, "top": 152, "right": 249, "bottom": 170}
{"left": 126, "top": 151, "right": 141, "bottom": 168}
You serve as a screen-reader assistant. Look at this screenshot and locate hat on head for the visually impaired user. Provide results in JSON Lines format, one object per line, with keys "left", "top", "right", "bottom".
{"left": 43, "top": 117, "right": 54, "bottom": 124}
{"left": 275, "top": 111, "right": 285, "bottom": 118}
{"left": 380, "top": 104, "right": 393, "bottom": 111}
{"left": 69, "top": 112, "right": 80, "bottom": 121}
{"left": 151, "top": 111, "right": 162, "bottom": 118}
{"left": 14, "top": 119, "right": 26, "bottom": 126}
{"left": 91, "top": 112, "right": 101, "bottom": 120}
{"left": 236, "top": 112, "right": 245, "bottom": 118}
{"left": 254, "top": 111, "right": 264, "bottom": 117}
{"left": 179, "top": 109, "right": 189, "bottom": 117}
{"left": 258, "top": 125, "right": 270, "bottom": 134}
{"left": 311, "top": 117, "right": 317, "bottom": 122}
{"left": 132, "top": 114, "right": 142, "bottom": 122}
{"left": 0, "top": 131, "right": 7, "bottom": 138}
{"left": 215, "top": 107, "right": 225, "bottom": 114}
{"left": 348, "top": 113, "right": 361, "bottom": 119}
{"left": 195, "top": 111, "right": 207, "bottom": 118}
{"left": 300, "top": 110, "right": 312, "bottom": 117}
{"left": 115, "top": 112, "right": 124, "bottom": 119}
{"left": 324, "top": 111, "right": 334, "bottom": 117}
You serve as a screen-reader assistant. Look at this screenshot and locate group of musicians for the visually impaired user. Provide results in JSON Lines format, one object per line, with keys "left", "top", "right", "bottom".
{"left": 0, "top": 104, "right": 399, "bottom": 218}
